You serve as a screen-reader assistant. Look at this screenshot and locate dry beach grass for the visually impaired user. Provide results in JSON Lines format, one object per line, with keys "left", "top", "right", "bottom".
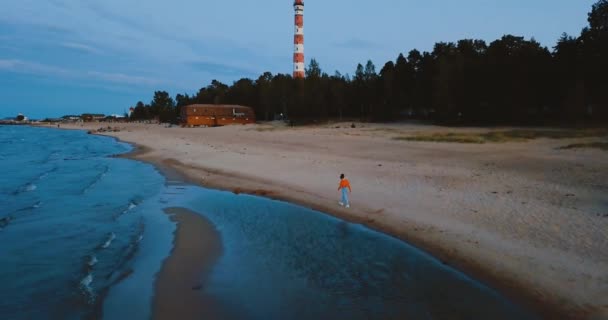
{"left": 394, "top": 128, "right": 608, "bottom": 144}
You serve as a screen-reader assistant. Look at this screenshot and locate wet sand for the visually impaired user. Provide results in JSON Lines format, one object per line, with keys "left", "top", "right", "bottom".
{"left": 153, "top": 207, "right": 222, "bottom": 320}
{"left": 52, "top": 122, "right": 608, "bottom": 319}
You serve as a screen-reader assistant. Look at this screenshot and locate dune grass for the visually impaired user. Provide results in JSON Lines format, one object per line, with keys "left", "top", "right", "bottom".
{"left": 394, "top": 129, "right": 608, "bottom": 144}
{"left": 251, "top": 127, "right": 279, "bottom": 132}
{"left": 557, "top": 142, "right": 608, "bottom": 151}
{"left": 394, "top": 133, "right": 489, "bottom": 143}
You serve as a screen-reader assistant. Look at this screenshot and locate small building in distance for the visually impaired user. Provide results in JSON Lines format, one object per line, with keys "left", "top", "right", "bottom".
{"left": 62, "top": 115, "right": 81, "bottom": 122}
{"left": 81, "top": 114, "right": 105, "bottom": 122}
{"left": 181, "top": 104, "right": 255, "bottom": 127}
{"left": 102, "top": 114, "right": 128, "bottom": 123}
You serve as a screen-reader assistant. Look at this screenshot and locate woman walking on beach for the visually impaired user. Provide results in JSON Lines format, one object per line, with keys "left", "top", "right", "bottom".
{"left": 338, "top": 174, "right": 352, "bottom": 208}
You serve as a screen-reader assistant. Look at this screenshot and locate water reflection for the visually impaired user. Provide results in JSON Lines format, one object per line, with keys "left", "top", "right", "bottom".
{"left": 163, "top": 185, "right": 536, "bottom": 320}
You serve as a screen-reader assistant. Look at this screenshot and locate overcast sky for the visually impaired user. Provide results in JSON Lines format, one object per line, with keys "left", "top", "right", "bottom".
{"left": 0, "top": 0, "right": 597, "bottom": 118}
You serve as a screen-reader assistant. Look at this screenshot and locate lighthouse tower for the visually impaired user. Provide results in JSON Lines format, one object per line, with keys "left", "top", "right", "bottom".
{"left": 293, "top": 0, "right": 305, "bottom": 78}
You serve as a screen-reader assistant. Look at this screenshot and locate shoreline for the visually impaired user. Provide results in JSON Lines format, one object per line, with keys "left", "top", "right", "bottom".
{"left": 45, "top": 123, "right": 608, "bottom": 319}
{"left": 153, "top": 207, "right": 223, "bottom": 320}
{"left": 116, "top": 139, "right": 568, "bottom": 320}
{"left": 125, "top": 143, "right": 561, "bottom": 319}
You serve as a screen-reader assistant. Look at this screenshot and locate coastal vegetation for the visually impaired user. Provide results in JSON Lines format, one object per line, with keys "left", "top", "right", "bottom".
{"left": 130, "top": 1, "right": 607, "bottom": 126}
{"left": 394, "top": 128, "right": 608, "bottom": 144}
{"left": 557, "top": 142, "right": 608, "bottom": 150}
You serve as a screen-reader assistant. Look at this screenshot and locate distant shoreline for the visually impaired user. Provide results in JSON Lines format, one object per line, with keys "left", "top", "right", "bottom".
{"left": 0, "top": 121, "right": 30, "bottom": 125}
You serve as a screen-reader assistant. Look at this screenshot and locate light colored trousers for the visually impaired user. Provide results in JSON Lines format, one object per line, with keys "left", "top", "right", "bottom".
{"left": 341, "top": 188, "right": 349, "bottom": 205}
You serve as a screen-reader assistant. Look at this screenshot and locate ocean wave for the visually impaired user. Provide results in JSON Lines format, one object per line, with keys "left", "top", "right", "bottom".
{"left": 112, "top": 198, "right": 141, "bottom": 220}
{"left": 9, "top": 183, "right": 37, "bottom": 196}
{"left": 15, "top": 201, "right": 41, "bottom": 213}
{"left": 0, "top": 216, "right": 12, "bottom": 229}
{"left": 11, "top": 183, "right": 37, "bottom": 195}
{"left": 47, "top": 151, "right": 61, "bottom": 162}
{"left": 80, "top": 273, "right": 93, "bottom": 287}
{"left": 88, "top": 255, "right": 98, "bottom": 268}
{"left": 100, "top": 233, "right": 116, "bottom": 249}
{"left": 127, "top": 202, "right": 137, "bottom": 211}
{"left": 38, "top": 166, "right": 58, "bottom": 180}
{"left": 82, "top": 166, "right": 110, "bottom": 194}
{"left": 39, "top": 151, "right": 57, "bottom": 164}
{"left": 120, "top": 202, "right": 137, "bottom": 215}
{"left": 79, "top": 273, "right": 96, "bottom": 305}
{"left": 78, "top": 254, "right": 98, "bottom": 305}
{"left": 126, "top": 221, "right": 145, "bottom": 256}
{"left": 105, "top": 222, "right": 144, "bottom": 283}
{"left": 11, "top": 167, "right": 58, "bottom": 195}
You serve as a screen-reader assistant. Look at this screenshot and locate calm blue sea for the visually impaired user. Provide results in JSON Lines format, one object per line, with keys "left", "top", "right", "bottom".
{"left": 0, "top": 125, "right": 537, "bottom": 320}
{"left": 0, "top": 126, "right": 171, "bottom": 319}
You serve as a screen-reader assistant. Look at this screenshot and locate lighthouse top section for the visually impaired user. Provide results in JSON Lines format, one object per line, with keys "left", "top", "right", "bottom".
{"left": 294, "top": 1, "right": 304, "bottom": 17}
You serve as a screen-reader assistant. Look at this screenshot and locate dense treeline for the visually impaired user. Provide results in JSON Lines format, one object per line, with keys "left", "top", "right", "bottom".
{"left": 131, "top": 1, "right": 608, "bottom": 125}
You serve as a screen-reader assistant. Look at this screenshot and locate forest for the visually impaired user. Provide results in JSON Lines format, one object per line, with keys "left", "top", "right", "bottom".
{"left": 130, "top": 0, "right": 608, "bottom": 125}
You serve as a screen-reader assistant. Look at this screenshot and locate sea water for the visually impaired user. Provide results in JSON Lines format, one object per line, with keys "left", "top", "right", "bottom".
{"left": 0, "top": 126, "right": 170, "bottom": 319}
{"left": 0, "top": 125, "right": 536, "bottom": 319}
{"left": 108, "top": 186, "right": 536, "bottom": 320}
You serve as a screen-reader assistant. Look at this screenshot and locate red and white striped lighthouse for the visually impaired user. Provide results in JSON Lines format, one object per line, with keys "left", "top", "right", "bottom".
{"left": 293, "top": 0, "right": 305, "bottom": 78}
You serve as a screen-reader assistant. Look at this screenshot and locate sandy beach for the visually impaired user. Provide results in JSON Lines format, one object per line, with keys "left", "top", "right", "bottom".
{"left": 153, "top": 207, "right": 223, "bottom": 320}
{"left": 56, "top": 121, "right": 608, "bottom": 318}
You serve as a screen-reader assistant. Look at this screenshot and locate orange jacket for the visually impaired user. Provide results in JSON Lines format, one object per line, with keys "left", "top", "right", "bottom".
{"left": 338, "top": 179, "right": 351, "bottom": 192}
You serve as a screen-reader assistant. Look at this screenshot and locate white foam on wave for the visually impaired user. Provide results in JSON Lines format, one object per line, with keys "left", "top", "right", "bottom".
{"left": 80, "top": 273, "right": 93, "bottom": 287}
{"left": 12, "top": 183, "right": 38, "bottom": 195}
{"left": 88, "top": 255, "right": 98, "bottom": 267}
{"left": 119, "top": 202, "right": 138, "bottom": 216}
{"left": 37, "top": 167, "right": 57, "bottom": 181}
{"left": 101, "top": 233, "right": 116, "bottom": 249}
{"left": 79, "top": 273, "right": 96, "bottom": 304}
